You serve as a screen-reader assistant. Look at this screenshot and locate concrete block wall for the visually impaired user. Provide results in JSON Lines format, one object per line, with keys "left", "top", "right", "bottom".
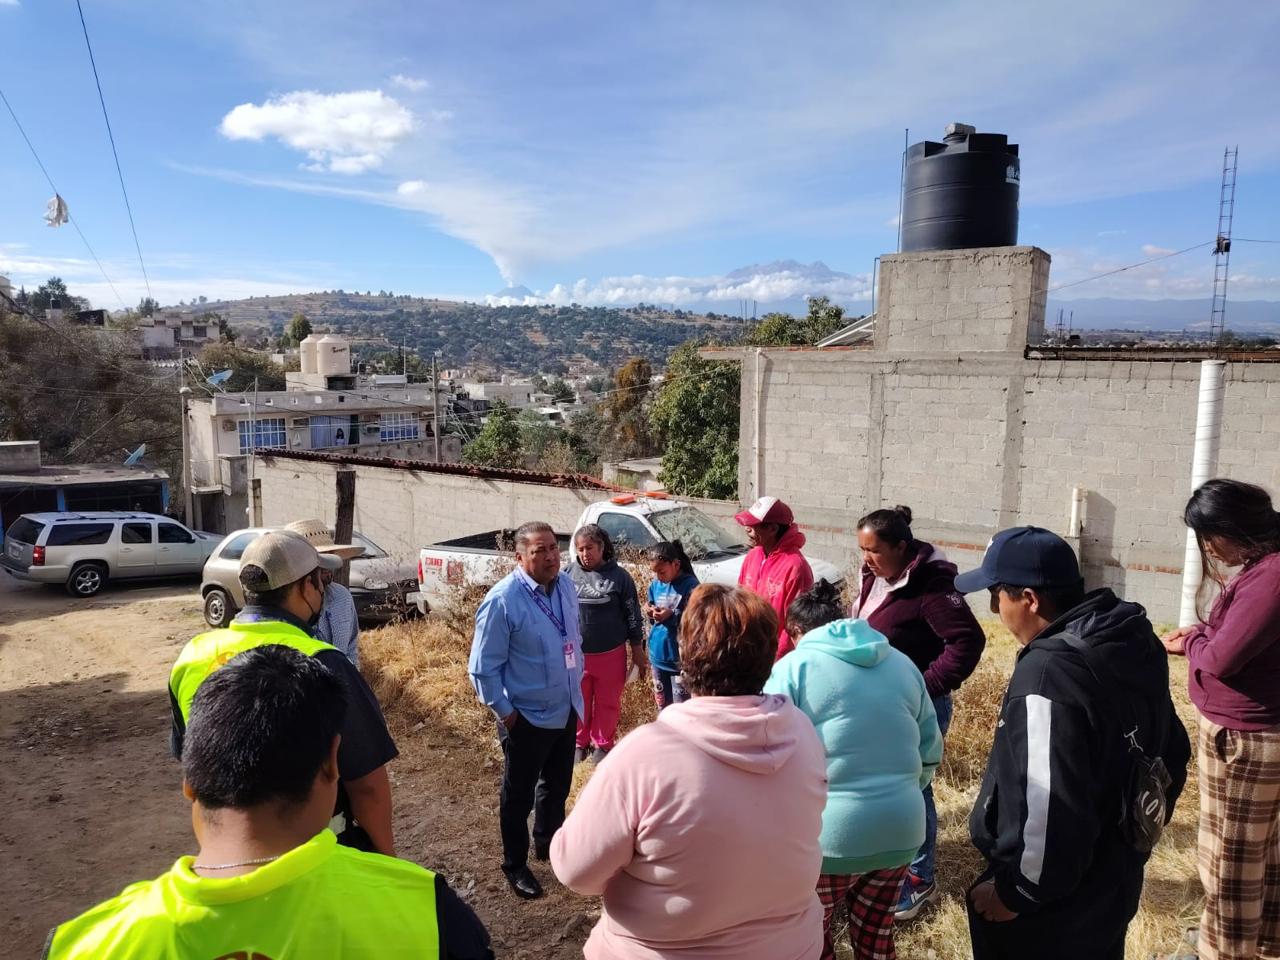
{"left": 873, "top": 246, "right": 1050, "bottom": 355}
{"left": 720, "top": 345, "right": 1280, "bottom": 623}
{"left": 257, "top": 456, "right": 610, "bottom": 561}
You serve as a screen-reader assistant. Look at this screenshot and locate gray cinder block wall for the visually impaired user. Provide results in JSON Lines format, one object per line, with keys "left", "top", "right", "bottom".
{"left": 255, "top": 455, "right": 740, "bottom": 563}
{"left": 712, "top": 245, "right": 1280, "bottom": 624}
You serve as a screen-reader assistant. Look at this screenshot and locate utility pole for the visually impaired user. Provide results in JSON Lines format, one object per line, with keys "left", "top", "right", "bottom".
{"left": 178, "top": 351, "right": 194, "bottom": 525}
{"left": 431, "top": 350, "right": 442, "bottom": 462}
{"left": 246, "top": 376, "right": 260, "bottom": 525}
{"left": 334, "top": 467, "right": 356, "bottom": 588}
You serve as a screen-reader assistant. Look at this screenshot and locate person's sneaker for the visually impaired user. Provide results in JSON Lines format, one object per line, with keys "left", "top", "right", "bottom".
{"left": 590, "top": 746, "right": 610, "bottom": 763}
{"left": 894, "top": 876, "right": 938, "bottom": 921}
{"left": 574, "top": 746, "right": 588, "bottom": 764}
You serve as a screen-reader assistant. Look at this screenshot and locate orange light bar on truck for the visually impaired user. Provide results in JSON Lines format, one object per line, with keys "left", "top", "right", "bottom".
{"left": 610, "top": 494, "right": 637, "bottom": 505}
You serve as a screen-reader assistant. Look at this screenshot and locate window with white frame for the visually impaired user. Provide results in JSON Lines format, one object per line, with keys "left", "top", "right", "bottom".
{"left": 238, "top": 417, "right": 287, "bottom": 454}
{"left": 379, "top": 411, "right": 420, "bottom": 442}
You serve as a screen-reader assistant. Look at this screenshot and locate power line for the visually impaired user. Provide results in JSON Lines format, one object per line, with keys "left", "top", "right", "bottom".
{"left": 74, "top": 0, "right": 152, "bottom": 301}
{"left": 0, "top": 84, "right": 129, "bottom": 311}
{"left": 1045, "top": 241, "right": 1214, "bottom": 295}
{"left": 1235, "top": 238, "right": 1280, "bottom": 244}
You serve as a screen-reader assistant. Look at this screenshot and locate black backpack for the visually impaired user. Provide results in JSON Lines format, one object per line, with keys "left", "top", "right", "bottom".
{"left": 1063, "top": 634, "right": 1174, "bottom": 854}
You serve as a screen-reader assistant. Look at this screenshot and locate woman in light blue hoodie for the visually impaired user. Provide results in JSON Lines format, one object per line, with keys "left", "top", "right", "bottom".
{"left": 764, "top": 580, "right": 943, "bottom": 960}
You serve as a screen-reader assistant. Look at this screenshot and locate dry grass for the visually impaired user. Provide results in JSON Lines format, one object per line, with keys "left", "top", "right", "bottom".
{"left": 362, "top": 605, "right": 1203, "bottom": 960}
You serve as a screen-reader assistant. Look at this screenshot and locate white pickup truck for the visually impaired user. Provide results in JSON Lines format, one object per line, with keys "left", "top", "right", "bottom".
{"left": 416, "top": 493, "right": 844, "bottom": 610}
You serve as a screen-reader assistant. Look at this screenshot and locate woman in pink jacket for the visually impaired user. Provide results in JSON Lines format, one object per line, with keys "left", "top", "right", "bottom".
{"left": 551, "top": 584, "right": 829, "bottom": 960}
{"left": 735, "top": 496, "right": 815, "bottom": 659}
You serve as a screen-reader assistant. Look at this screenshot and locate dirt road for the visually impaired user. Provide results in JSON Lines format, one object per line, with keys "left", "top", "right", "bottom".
{"left": 0, "top": 575, "right": 202, "bottom": 955}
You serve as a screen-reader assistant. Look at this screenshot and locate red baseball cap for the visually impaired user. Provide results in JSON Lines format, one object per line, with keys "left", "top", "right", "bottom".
{"left": 734, "top": 496, "right": 794, "bottom": 527}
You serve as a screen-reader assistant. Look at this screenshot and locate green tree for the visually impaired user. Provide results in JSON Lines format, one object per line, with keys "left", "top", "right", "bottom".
{"left": 462, "top": 401, "right": 522, "bottom": 466}
{"left": 546, "top": 377, "right": 575, "bottom": 403}
{"left": 137, "top": 296, "right": 160, "bottom": 317}
{"left": 650, "top": 342, "right": 740, "bottom": 498}
{"left": 29, "top": 278, "right": 70, "bottom": 312}
{"left": 599, "top": 356, "right": 654, "bottom": 459}
{"left": 197, "top": 343, "right": 288, "bottom": 391}
{"left": 286, "top": 312, "right": 312, "bottom": 346}
{"left": 215, "top": 315, "right": 237, "bottom": 345}
{"left": 745, "top": 296, "right": 847, "bottom": 346}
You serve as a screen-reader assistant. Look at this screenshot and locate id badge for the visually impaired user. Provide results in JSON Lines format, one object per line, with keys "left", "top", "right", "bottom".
{"left": 563, "top": 642, "right": 577, "bottom": 669}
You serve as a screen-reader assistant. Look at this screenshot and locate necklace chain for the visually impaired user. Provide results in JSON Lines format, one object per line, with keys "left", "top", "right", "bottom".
{"left": 193, "top": 854, "right": 282, "bottom": 871}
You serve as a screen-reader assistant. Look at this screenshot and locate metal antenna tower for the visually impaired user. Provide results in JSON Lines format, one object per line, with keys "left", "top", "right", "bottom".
{"left": 1208, "top": 146, "right": 1238, "bottom": 343}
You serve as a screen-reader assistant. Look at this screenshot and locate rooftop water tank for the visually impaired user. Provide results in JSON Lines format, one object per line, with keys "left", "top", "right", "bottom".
{"left": 299, "top": 334, "right": 320, "bottom": 374}
{"left": 900, "top": 122, "right": 1019, "bottom": 253}
{"left": 315, "top": 334, "right": 351, "bottom": 376}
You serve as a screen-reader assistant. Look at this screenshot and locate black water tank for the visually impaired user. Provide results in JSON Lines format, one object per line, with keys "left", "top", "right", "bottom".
{"left": 900, "top": 123, "right": 1019, "bottom": 252}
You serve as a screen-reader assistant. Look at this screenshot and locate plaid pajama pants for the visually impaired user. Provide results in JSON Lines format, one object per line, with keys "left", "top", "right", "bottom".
{"left": 817, "top": 865, "right": 910, "bottom": 960}
{"left": 1196, "top": 717, "right": 1280, "bottom": 960}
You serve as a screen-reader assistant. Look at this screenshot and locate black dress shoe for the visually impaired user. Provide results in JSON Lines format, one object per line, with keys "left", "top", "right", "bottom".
{"left": 502, "top": 864, "right": 543, "bottom": 900}
{"left": 533, "top": 838, "right": 551, "bottom": 861}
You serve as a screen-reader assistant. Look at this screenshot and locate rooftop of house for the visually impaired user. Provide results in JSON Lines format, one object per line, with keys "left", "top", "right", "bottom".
{"left": 0, "top": 462, "right": 168, "bottom": 487}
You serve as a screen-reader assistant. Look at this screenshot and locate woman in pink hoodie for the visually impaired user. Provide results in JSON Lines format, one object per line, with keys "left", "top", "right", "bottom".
{"left": 551, "top": 584, "right": 829, "bottom": 960}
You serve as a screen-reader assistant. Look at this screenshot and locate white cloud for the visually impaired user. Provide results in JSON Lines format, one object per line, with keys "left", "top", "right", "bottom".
{"left": 0, "top": 1, "right": 20, "bottom": 8}
{"left": 484, "top": 262, "right": 872, "bottom": 309}
{"left": 1142, "top": 244, "right": 1177, "bottom": 257}
{"left": 0, "top": 245, "right": 331, "bottom": 310}
{"left": 219, "top": 90, "right": 414, "bottom": 175}
{"left": 389, "top": 74, "right": 428, "bottom": 92}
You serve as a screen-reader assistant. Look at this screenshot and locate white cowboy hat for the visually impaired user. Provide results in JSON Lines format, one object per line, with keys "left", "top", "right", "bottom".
{"left": 283, "top": 518, "right": 364, "bottom": 562}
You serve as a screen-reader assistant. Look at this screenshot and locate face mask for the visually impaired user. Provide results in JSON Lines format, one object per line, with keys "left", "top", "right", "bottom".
{"left": 305, "top": 575, "right": 325, "bottom": 628}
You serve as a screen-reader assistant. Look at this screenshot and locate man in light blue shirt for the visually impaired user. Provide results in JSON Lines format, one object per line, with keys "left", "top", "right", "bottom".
{"left": 469, "top": 521, "right": 583, "bottom": 901}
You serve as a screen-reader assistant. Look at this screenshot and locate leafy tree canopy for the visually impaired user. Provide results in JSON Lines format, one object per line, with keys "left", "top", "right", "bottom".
{"left": 462, "top": 400, "right": 522, "bottom": 466}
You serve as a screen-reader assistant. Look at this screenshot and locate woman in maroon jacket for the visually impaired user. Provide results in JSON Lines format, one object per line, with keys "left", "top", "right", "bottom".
{"left": 852, "top": 505, "right": 986, "bottom": 920}
{"left": 1162, "top": 479, "right": 1280, "bottom": 960}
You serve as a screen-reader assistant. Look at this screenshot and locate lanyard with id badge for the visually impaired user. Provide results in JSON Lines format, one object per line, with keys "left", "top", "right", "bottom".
{"left": 524, "top": 580, "right": 577, "bottom": 670}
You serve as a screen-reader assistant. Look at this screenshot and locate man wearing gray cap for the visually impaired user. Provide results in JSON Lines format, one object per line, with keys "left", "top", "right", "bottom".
{"left": 169, "top": 530, "right": 398, "bottom": 856}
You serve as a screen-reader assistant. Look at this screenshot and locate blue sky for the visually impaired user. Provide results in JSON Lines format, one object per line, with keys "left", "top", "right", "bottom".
{"left": 2, "top": 0, "right": 1279, "bottom": 312}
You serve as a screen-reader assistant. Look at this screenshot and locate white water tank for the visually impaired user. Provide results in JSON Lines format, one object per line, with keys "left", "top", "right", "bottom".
{"left": 316, "top": 334, "right": 351, "bottom": 376}
{"left": 299, "top": 334, "right": 320, "bottom": 374}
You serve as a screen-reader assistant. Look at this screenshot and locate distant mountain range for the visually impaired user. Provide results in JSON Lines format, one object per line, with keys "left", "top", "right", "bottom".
{"left": 1047, "top": 298, "right": 1280, "bottom": 334}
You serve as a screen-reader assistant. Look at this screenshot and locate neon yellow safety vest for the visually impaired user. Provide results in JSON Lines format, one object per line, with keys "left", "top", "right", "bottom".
{"left": 44, "top": 829, "right": 440, "bottom": 959}
{"left": 170, "top": 620, "right": 338, "bottom": 723}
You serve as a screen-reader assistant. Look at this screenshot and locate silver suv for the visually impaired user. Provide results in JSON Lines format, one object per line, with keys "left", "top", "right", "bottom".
{"left": 2, "top": 512, "right": 220, "bottom": 597}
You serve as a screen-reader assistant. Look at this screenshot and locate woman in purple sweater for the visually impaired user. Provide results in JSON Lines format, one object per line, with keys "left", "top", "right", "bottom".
{"left": 852, "top": 505, "right": 986, "bottom": 920}
{"left": 1163, "top": 479, "right": 1280, "bottom": 960}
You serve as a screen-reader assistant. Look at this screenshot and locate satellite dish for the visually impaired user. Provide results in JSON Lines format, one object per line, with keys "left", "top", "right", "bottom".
{"left": 207, "top": 369, "right": 233, "bottom": 386}
{"left": 123, "top": 443, "right": 147, "bottom": 467}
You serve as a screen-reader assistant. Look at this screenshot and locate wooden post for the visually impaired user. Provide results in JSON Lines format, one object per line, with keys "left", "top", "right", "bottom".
{"left": 334, "top": 466, "right": 356, "bottom": 587}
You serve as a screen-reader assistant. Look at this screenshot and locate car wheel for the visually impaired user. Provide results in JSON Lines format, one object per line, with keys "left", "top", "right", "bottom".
{"left": 67, "top": 562, "right": 107, "bottom": 598}
{"left": 203, "top": 588, "right": 234, "bottom": 628}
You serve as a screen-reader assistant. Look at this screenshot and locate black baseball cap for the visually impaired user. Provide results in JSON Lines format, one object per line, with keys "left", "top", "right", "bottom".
{"left": 954, "top": 526, "right": 1082, "bottom": 594}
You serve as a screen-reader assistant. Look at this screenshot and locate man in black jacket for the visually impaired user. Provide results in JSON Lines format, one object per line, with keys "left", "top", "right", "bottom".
{"left": 954, "top": 527, "right": 1191, "bottom": 960}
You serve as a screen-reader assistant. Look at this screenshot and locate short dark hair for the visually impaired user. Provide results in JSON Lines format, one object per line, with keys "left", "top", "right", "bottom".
{"left": 241, "top": 567, "right": 319, "bottom": 608}
{"left": 786, "top": 578, "right": 844, "bottom": 638}
{"left": 680, "top": 584, "right": 777, "bottom": 697}
{"left": 573, "top": 523, "right": 616, "bottom": 562}
{"left": 514, "top": 521, "right": 555, "bottom": 553}
{"left": 183, "top": 645, "right": 347, "bottom": 811}
{"left": 992, "top": 581, "right": 1085, "bottom": 621}
{"left": 857, "top": 505, "right": 914, "bottom": 547}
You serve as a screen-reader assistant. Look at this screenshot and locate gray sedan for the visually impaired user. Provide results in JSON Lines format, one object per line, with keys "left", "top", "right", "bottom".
{"left": 199, "top": 526, "right": 421, "bottom": 628}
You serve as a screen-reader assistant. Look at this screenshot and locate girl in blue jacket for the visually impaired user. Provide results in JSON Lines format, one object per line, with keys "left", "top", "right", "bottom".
{"left": 765, "top": 580, "right": 942, "bottom": 960}
{"left": 644, "top": 541, "right": 699, "bottom": 710}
